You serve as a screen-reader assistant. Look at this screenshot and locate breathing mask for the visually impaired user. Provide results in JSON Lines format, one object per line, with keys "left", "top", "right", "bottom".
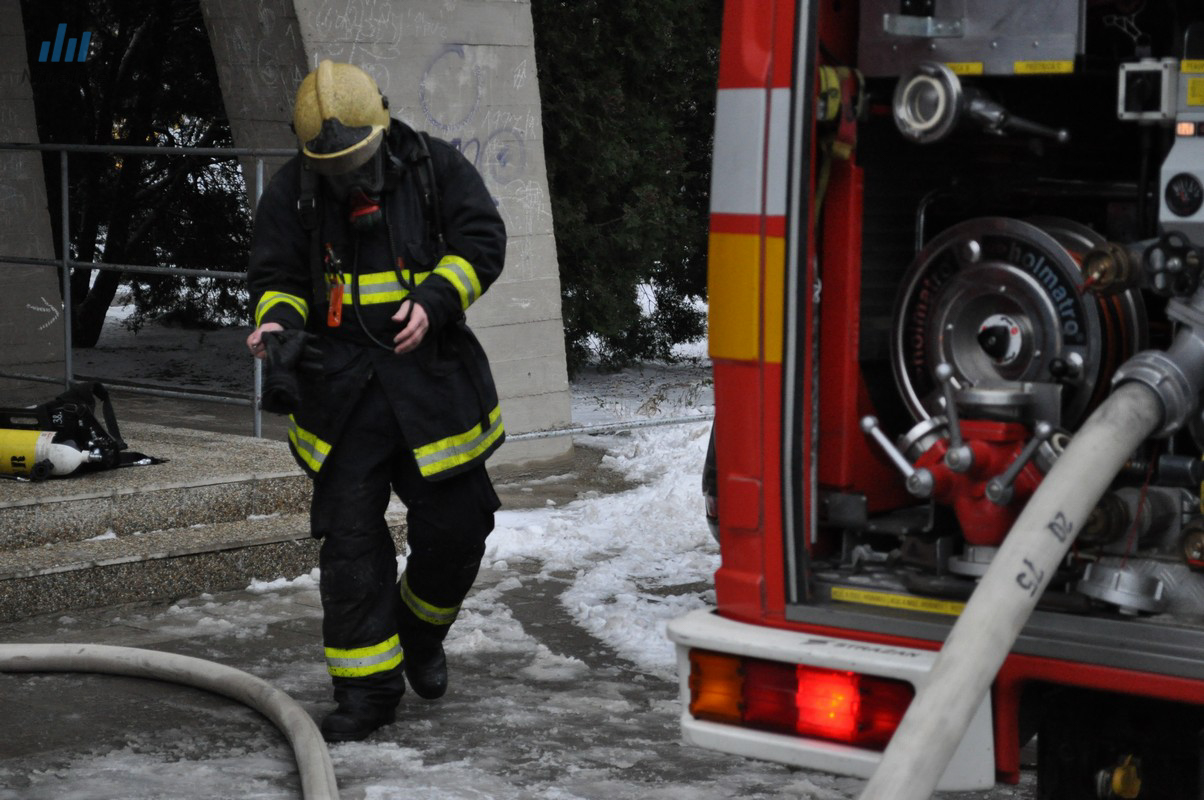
{"left": 324, "top": 147, "right": 387, "bottom": 231}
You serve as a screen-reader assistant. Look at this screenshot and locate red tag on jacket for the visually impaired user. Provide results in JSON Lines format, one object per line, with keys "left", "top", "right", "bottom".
{"left": 327, "top": 284, "right": 343, "bottom": 327}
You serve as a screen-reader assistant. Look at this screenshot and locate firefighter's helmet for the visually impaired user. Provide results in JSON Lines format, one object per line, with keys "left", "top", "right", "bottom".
{"left": 293, "top": 60, "right": 390, "bottom": 175}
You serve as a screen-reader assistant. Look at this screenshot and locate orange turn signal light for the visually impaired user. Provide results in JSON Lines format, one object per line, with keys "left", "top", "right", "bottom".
{"left": 688, "top": 650, "right": 744, "bottom": 723}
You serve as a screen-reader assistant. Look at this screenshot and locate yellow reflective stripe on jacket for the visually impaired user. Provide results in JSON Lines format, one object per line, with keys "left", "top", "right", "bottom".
{"left": 325, "top": 635, "right": 403, "bottom": 678}
{"left": 256, "top": 291, "right": 309, "bottom": 325}
{"left": 399, "top": 573, "right": 460, "bottom": 626}
{"left": 339, "top": 270, "right": 432, "bottom": 305}
{"left": 344, "top": 270, "right": 404, "bottom": 305}
{"left": 433, "top": 255, "right": 482, "bottom": 310}
{"left": 413, "top": 405, "right": 503, "bottom": 478}
{"left": 288, "top": 415, "right": 332, "bottom": 473}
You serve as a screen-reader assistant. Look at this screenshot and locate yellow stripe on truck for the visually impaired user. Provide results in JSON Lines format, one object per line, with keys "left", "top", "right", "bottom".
{"left": 708, "top": 232, "right": 759, "bottom": 362}
{"left": 707, "top": 232, "right": 785, "bottom": 364}
{"left": 763, "top": 234, "right": 784, "bottom": 366}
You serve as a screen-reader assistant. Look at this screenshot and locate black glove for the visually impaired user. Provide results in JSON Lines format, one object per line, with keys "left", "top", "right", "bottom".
{"left": 261, "top": 330, "right": 323, "bottom": 415}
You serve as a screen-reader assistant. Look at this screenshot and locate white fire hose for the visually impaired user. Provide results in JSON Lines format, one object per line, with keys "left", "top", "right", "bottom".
{"left": 0, "top": 643, "right": 339, "bottom": 800}
{"left": 859, "top": 380, "right": 1163, "bottom": 799}
{"left": 860, "top": 282, "right": 1204, "bottom": 800}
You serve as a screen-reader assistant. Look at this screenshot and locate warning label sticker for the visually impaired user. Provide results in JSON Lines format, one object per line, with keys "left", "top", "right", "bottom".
{"left": 1013, "top": 60, "right": 1074, "bottom": 75}
{"left": 831, "top": 587, "right": 966, "bottom": 617}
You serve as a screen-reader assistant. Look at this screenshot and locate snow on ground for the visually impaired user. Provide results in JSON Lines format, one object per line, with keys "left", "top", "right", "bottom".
{"left": 481, "top": 418, "right": 714, "bottom": 681}
{"left": 1, "top": 311, "right": 1029, "bottom": 799}
{"left": 485, "top": 345, "right": 715, "bottom": 681}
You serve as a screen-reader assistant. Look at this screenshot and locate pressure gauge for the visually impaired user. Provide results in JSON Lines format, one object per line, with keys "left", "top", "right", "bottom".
{"left": 1165, "top": 172, "right": 1204, "bottom": 218}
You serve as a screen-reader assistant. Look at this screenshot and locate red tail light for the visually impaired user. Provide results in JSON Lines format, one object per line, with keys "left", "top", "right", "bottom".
{"left": 688, "top": 649, "right": 914, "bottom": 750}
{"left": 795, "top": 667, "right": 861, "bottom": 741}
{"left": 743, "top": 658, "right": 800, "bottom": 730}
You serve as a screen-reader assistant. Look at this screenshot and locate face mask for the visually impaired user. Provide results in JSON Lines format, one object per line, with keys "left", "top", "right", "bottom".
{"left": 347, "top": 189, "right": 383, "bottom": 232}
{"left": 324, "top": 147, "right": 386, "bottom": 230}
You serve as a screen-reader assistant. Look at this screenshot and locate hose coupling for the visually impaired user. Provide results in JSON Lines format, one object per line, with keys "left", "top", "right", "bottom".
{"left": 1112, "top": 351, "right": 1198, "bottom": 438}
{"left": 1112, "top": 283, "right": 1204, "bottom": 437}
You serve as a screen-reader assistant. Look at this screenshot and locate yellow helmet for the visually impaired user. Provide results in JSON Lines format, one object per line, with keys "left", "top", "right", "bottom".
{"left": 293, "top": 60, "right": 391, "bottom": 175}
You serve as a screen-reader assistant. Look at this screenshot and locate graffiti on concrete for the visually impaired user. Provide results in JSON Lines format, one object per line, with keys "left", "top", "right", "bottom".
{"left": 204, "top": 0, "right": 306, "bottom": 121}
{"left": 280, "top": 0, "right": 556, "bottom": 244}
{"left": 413, "top": 43, "right": 551, "bottom": 241}
{"left": 306, "top": 2, "right": 454, "bottom": 90}
{"left": 26, "top": 297, "right": 62, "bottom": 331}
{"left": 310, "top": 0, "right": 407, "bottom": 44}
{"left": 0, "top": 68, "right": 31, "bottom": 92}
{"left": 420, "top": 45, "right": 482, "bottom": 135}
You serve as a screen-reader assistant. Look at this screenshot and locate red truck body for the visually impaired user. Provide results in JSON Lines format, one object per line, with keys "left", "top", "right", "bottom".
{"left": 670, "top": 1, "right": 1204, "bottom": 795}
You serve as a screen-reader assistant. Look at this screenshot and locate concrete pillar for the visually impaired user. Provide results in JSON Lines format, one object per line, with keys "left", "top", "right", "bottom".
{"left": 198, "top": 0, "right": 306, "bottom": 189}
{"left": 0, "top": 1, "right": 66, "bottom": 402}
{"left": 201, "top": 0, "right": 573, "bottom": 469}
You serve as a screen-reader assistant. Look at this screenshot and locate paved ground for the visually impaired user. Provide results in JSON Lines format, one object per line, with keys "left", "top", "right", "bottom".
{"left": 0, "top": 563, "right": 1037, "bottom": 800}
{"left": 0, "top": 393, "right": 1036, "bottom": 800}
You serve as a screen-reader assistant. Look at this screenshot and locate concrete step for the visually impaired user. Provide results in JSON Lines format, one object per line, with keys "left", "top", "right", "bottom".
{"left": 0, "top": 421, "right": 329, "bottom": 622}
{"left": 0, "top": 510, "right": 406, "bottom": 623}
{"left": 0, "top": 422, "right": 310, "bottom": 548}
{"left": 0, "top": 419, "right": 607, "bottom": 623}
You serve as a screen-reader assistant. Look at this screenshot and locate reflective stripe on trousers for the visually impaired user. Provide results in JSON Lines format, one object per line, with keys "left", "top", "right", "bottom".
{"left": 325, "top": 634, "right": 403, "bottom": 678}
{"left": 288, "top": 416, "right": 332, "bottom": 473}
{"left": 400, "top": 572, "right": 460, "bottom": 627}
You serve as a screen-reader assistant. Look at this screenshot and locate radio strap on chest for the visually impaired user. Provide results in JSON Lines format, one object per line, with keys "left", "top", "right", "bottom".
{"left": 298, "top": 165, "right": 329, "bottom": 331}
{"left": 409, "top": 131, "right": 446, "bottom": 252}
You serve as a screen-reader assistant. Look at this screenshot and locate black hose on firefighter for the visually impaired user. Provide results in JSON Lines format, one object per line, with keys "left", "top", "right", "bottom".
{"left": 0, "top": 643, "right": 340, "bottom": 800}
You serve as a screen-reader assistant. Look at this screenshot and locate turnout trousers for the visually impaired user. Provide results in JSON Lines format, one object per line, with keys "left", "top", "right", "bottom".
{"left": 310, "top": 376, "right": 500, "bottom": 708}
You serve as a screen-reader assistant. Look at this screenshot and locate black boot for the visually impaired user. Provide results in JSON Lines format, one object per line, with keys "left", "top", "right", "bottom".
{"left": 319, "top": 703, "right": 397, "bottom": 743}
{"left": 404, "top": 642, "right": 448, "bottom": 700}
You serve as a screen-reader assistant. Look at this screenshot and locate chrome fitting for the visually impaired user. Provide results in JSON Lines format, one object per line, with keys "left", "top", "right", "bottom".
{"left": 1112, "top": 351, "right": 1197, "bottom": 438}
{"left": 1113, "top": 285, "right": 1204, "bottom": 437}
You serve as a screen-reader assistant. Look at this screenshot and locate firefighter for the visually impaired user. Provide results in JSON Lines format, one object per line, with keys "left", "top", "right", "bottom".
{"left": 245, "top": 60, "right": 506, "bottom": 742}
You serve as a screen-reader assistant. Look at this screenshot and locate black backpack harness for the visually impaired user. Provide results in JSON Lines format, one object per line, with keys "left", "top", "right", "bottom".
{"left": 292, "top": 129, "right": 494, "bottom": 437}
{"left": 297, "top": 129, "right": 444, "bottom": 333}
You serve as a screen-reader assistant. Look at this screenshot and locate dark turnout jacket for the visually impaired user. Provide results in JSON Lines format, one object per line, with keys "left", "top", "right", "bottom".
{"left": 248, "top": 120, "right": 506, "bottom": 480}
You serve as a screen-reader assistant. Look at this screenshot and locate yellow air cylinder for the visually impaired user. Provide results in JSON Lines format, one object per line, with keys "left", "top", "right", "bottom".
{"left": 0, "top": 429, "right": 88, "bottom": 478}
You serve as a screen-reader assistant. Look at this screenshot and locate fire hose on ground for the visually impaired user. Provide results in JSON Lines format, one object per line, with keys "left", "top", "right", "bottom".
{"left": 0, "top": 643, "right": 340, "bottom": 800}
{"left": 0, "top": 413, "right": 719, "bottom": 798}
{"left": 860, "top": 286, "right": 1204, "bottom": 800}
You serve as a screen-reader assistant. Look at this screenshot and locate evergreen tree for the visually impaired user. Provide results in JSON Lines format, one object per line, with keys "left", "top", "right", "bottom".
{"left": 21, "top": 0, "right": 248, "bottom": 347}
{"left": 531, "top": 1, "right": 722, "bottom": 371}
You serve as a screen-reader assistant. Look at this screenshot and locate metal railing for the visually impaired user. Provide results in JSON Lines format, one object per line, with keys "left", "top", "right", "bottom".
{"left": 0, "top": 142, "right": 295, "bottom": 437}
{"left": 506, "top": 414, "right": 714, "bottom": 442}
{"left": 0, "top": 142, "right": 715, "bottom": 448}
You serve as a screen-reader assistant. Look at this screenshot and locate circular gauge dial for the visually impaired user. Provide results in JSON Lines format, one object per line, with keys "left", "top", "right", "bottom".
{"left": 1165, "top": 172, "right": 1204, "bottom": 218}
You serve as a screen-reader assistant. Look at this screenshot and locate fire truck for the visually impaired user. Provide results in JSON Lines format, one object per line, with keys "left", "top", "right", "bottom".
{"left": 667, "top": 1, "right": 1204, "bottom": 797}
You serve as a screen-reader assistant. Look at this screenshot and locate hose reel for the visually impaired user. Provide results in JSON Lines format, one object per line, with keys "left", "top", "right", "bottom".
{"left": 891, "top": 217, "right": 1147, "bottom": 429}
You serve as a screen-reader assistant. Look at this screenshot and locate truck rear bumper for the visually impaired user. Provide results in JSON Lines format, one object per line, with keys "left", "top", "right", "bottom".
{"left": 666, "top": 607, "right": 996, "bottom": 791}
